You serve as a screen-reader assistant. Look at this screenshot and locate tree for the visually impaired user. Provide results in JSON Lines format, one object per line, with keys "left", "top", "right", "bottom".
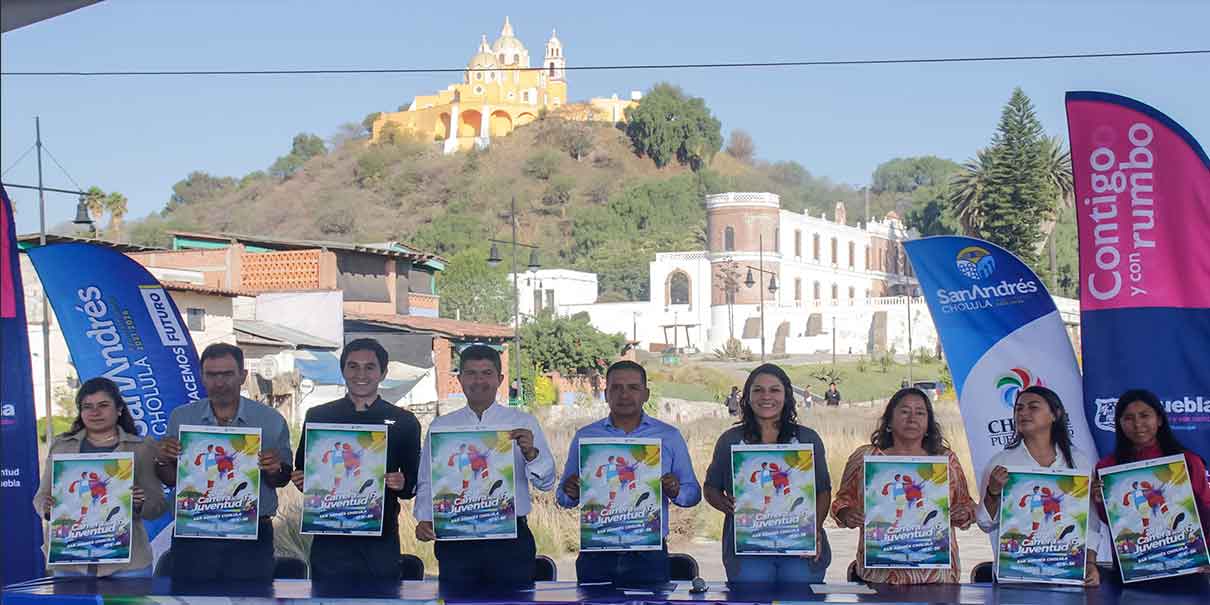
{"left": 541, "top": 176, "right": 575, "bottom": 217}
{"left": 165, "top": 171, "right": 237, "bottom": 214}
{"left": 519, "top": 309, "right": 626, "bottom": 376}
{"left": 103, "top": 192, "right": 128, "bottom": 240}
{"left": 871, "top": 156, "right": 960, "bottom": 193}
{"left": 569, "top": 174, "right": 707, "bottom": 299}
{"left": 725, "top": 130, "right": 756, "bottom": 164}
{"left": 269, "top": 133, "right": 327, "bottom": 180}
{"left": 978, "top": 88, "right": 1058, "bottom": 264}
{"left": 714, "top": 260, "right": 744, "bottom": 340}
{"left": 79, "top": 186, "right": 129, "bottom": 240}
{"left": 947, "top": 148, "right": 992, "bottom": 235}
{"left": 437, "top": 247, "right": 512, "bottom": 324}
{"left": 624, "top": 83, "right": 722, "bottom": 171}
{"left": 362, "top": 112, "right": 382, "bottom": 135}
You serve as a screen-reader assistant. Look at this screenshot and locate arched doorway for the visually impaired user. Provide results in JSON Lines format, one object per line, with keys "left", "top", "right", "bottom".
{"left": 490, "top": 110, "right": 512, "bottom": 137}
{"left": 666, "top": 271, "right": 691, "bottom": 306}
{"left": 459, "top": 110, "right": 482, "bottom": 137}
{"left": 516, "top": 112, "right": 537, "bottom": 126}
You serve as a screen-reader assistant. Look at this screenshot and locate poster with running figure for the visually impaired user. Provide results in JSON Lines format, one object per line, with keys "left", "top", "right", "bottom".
{"left": 174, "top": 425, "right": 261, "bottom": 539}
{"left": 48, "top": 453, "right": 134, "bottom": 565}
{"left": 995, "top": 467, "right": 1090, "bottom": 585}
{"left": 732, "top": 443, "right": 817, "bottom": 555}
{"left": 863, "top": 455, "right": 951, "bottom": 569}
{"left": 578, "top": 438, "right": 662, "bottom": 551}
{"left": 301, "top": 423, "right": 389, "bottom": 536}
{"left": 1100, "top": 454, "right": 1209, "bottom": 583}
{"left": 430, "top": 426, "right": 517, "bottom": 540}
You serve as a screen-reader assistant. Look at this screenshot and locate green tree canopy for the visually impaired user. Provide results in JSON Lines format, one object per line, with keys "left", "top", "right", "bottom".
{"left": 437, "top": 247, "right": 512, "bottom": 324}
{"left": 269, "top": 133, "right": 328, "bottom": 180}
{"left": 519, "top": 309, "right": 626, "bottom": 376}
{"left": 569, "top": 174, "right": 709, "bottom": 299}
{"left": 624, "top": 83, "right": 722, "bottom": 171}
{"left": 165, "top": 171, "right": 237, "bottom": 214}
{"left": 871, "top": 156, "right": 960, "bottom": 193}
{"left": 978, "top": 88, "right": 1058, "bottom": 264}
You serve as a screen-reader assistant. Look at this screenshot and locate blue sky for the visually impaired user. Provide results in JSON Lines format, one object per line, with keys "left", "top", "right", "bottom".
{"left": 2, "top": 0, "right": 1208, "bottom": 233}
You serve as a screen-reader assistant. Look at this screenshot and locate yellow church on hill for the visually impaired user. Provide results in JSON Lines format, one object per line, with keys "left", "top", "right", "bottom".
{"left": 370, "top": 17, "right": 639, "bottom": 153}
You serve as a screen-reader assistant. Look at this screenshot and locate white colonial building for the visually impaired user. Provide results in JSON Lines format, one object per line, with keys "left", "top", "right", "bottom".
{"left": 518, "top": 192, "right": 942, "bottom": 358}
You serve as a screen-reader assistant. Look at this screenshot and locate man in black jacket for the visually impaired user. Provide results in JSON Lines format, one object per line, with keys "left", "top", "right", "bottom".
{"left": 292, "top": 338, "right": 421, "bottom": 580}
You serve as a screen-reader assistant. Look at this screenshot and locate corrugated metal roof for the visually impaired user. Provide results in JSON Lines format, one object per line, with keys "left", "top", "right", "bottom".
{"left": 345, "top": 312, "right": 513, "bottom": 340}
{"left": 233, "top": 319, "right": 340, "bottom": 349}
{"left": 169, "top": 231, "right": 442, "bottom": 264}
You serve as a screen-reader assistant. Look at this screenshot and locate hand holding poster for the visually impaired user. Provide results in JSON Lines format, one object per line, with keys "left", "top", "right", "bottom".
{"left": 732, "top": 443, "right": 817, "bottom": 555}
{"left": 48, "top": 453, "right": 134, "bottom": 565}
{"left": 301, "top": 423, "right": 388, "bottom": 536}
{"left": 863, "top": 455, "right": 950, "bottom": 569}
{"left": 430, "top": 427, "right": 517, "bottom": 540}
{"left": 174, "top": 425, "right": 261, "bottom": 539}
{"left": 578, "top": 437, "right": 662, "bottom": 551}
{"left": 995, "top": 467, "right": 1090, "bottom": 585}
{"left": 1100, "top": 455, "right": 1209, "bottom": 583}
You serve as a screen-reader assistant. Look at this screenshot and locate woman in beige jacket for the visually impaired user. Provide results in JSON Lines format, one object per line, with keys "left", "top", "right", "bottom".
{"left": 33, "top": 377, "right": 167, "bottom": 577}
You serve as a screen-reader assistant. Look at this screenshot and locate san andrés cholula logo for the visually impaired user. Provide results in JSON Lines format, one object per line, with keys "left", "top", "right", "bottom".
{"left": 935, "top": 247, "right": 1040, "bottom": 313}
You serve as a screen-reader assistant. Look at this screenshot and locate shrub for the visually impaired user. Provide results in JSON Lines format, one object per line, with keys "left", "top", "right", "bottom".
{"left": 522, "top": 150, "right": 560, "bottom": 180}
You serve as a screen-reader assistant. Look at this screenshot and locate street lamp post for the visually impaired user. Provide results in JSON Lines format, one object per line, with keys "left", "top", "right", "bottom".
{"left": 3, "top": 117, "right": 94, "bottom": 446}
{"left": 742, "top": 234, "right": 778, "bottom": 362}
{"left": 486, "top": 196, "right": 539, "bottom": 406}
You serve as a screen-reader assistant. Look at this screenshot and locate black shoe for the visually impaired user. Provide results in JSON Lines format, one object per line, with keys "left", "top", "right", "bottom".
{"left": 790, "top": 496, "right": 805, "bottom": 512}
{"left": 358, "top": 479, "right": 375, "bottom": 494}
{"left": 488, "top": 479, "right": 504, "bottom": 497}
{"left": 1058, "top": 524, "right": 1075, "bottom": 541}
{"left": 231, "top": 481, "right": 249, "bottom": 498}
{"left": 922, "top": 510, "right": 938, "bottom": 526}
{"left": 1171, "top": 512, "right": 1186, "bottom": 531}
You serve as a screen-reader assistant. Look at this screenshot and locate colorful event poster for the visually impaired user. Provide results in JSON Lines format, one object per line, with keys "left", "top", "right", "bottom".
{"left": 578, "top": 438, "right": 662, "bottom": 551}
{"left": 174, "top": 425, "right": 261, "bottom": 540}
{"left": 1100, "top": 455, "right": 1210, "bottom": 583}
{"left": 863, "top": 455, "right": 951, "bottom": 569}
{"left": 995, "top": 467, "right": 1091, "bottom": 585}
{"left": 47, "top": 453, "right": 134, "bottom": 565}
{"left": 301, "top": 423, "right": 389, "bottom": 536}
{"left": 430, "top": 426, "right": 517, "bottom": 540}
{"left": 732, "top": 443, "right": 817, "bottom": 555}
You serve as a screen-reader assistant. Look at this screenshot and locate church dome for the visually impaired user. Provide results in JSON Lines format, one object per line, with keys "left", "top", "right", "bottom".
{"left": 491, "top": 16, "right": 528, "bottom": 65}
{"left": 468, "top": 34, "right": 498, "bottom": 69}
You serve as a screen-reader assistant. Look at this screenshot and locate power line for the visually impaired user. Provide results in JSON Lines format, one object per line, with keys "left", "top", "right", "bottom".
{"left": 2, "top": 143, "right": 36, "bottom": 177}
{"left": 40, "top": 144, "right": 84, "bottom": 192}
{"left": 1, "top": 49, "right": 1206, "bottom": 77}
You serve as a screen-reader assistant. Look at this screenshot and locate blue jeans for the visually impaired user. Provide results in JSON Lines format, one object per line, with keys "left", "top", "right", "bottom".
{"left": 576, "top": 548, "right": 669, "bottom": 584}
{"left": 723, "top": 529, "right": 830, "bottom": 584}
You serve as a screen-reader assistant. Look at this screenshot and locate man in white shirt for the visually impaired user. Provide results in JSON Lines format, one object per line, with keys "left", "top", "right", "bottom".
{"left": 415, "top": 344, "right": 555, "bottom": 584}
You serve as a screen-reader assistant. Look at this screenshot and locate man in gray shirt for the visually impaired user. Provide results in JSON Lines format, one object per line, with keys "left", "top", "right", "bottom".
{"left": 155, "top": 343, "right": 292, "bottom": 582}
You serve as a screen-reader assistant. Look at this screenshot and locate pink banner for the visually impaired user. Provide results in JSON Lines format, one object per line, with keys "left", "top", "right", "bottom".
{"left": 1066, "top": 92, "right": 1210, "bottom": 312}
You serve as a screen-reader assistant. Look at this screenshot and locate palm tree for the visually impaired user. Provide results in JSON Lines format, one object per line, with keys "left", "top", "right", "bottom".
{"left": 82, "top": 186, "right": 107, "bottom": 226}
{"left": 947, "top": 148, "right": 993, "bottom": 236}
{"left": 1038, "top": 136, "right": 1074, "bottom": 283}
{"left": 104, "top": 192, "right": 128, "bottom": 241}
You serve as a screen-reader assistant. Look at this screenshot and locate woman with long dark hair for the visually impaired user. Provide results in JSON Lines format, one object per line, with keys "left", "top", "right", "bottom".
{"left": 1093, "top": 389, "right": 1210, "bottom": 552}
{"left": 976, "top": 386, "right": 1102, "bottom": 585}
{"left": 33, "top": 377, "right": 167, "bottom": 577}
{"left": 830, "top": 387, "right": 976, "bottom": 584}
{"left": 704, "top": 363, "right": 831, "bottom": 583}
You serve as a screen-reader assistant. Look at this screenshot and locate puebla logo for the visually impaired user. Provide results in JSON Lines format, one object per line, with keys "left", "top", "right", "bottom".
{"left": 955, "top": 246, "right": 995, "bottom": 281}
{"left": 996, "top": 369, "right": 1044, "bottom": 408}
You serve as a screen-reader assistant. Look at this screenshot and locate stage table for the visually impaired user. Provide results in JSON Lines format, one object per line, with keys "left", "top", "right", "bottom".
{"left": 2, "top": 576, "right": 1208, "bottom": 605}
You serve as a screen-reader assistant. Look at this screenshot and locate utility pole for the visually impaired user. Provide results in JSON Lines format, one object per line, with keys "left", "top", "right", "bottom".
{"left": 36, "top": 117, "right": 54, "bottom": 447}
{"left": 831, "top": 315, "right": 837, "bottom": 369}
{"left": 758, "top": 234, "right": 765, "bottom": 361}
